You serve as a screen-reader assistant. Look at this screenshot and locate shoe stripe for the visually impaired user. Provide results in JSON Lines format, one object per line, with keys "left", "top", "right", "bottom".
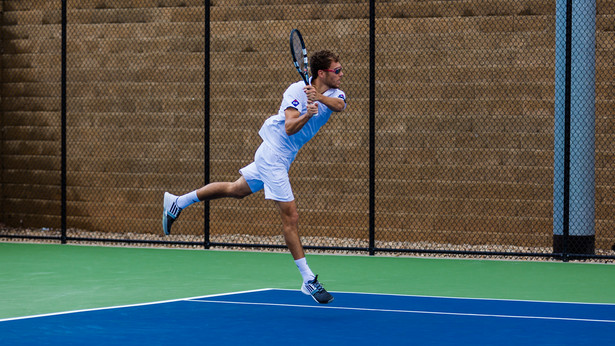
{"left": 304, "top": 282, "right": 326, "bottom": 295}
{"left": 169, "top": 202, "right": 179, "bottom": 216}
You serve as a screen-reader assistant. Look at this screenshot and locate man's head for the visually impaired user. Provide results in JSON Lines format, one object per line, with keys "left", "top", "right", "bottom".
{"left": 310, "top": 50, "right": 343, "bottom": 88}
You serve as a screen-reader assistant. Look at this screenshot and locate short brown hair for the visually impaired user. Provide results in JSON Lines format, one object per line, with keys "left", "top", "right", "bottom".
{"left": 310, "top": 50, "right": 339, "bottom": 81}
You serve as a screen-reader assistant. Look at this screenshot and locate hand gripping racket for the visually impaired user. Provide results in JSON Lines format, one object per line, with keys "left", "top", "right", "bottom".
{"left": 290, "top": 29, "right": 309, "bottom": 85}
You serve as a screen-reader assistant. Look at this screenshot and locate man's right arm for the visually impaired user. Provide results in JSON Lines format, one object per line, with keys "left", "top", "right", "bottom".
{"left": 284, "top": 104, "right": 318, "bottom": 136}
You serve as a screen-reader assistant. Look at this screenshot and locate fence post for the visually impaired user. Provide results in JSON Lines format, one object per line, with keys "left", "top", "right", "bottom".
{"left": 61, "top": 0, "right": 67, "bottom": 244}
{"left": 553, "top": 0, "right": 597, "bottom": 257}
{"left": 368, "top": 0, "right": 376, "bottom": 256}
{"left": 203, "top": 0, "right": 211, "bottom": 249}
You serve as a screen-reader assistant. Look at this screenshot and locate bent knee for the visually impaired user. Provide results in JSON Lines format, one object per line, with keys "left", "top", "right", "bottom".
{"left": 229, "top": 181, "right": 252, "bottom": 199}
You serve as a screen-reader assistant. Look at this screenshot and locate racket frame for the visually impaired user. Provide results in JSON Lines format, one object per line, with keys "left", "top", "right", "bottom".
{"left": 290, "top": 29, "right": 310, "bottom": 85}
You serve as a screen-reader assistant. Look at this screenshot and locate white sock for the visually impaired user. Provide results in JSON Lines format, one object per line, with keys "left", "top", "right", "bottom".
{"left": 176, "top": 191, "right": 200, "bottom": 209}
{"left": 294, "top": 257, "right": 315, "bottom": 283}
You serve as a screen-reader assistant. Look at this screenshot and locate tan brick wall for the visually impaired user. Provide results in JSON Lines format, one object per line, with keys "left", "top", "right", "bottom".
{"left": 1, "top": 1, "right": 207, "bottom": 234}
{"left": 1, "top": 1, "right": 614, "bottom": 249}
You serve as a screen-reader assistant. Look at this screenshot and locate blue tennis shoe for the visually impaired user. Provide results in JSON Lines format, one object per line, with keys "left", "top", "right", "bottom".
{"left": 301, "top": 275, "right": 334, "bottom": 304}
{"left": 162, "top": 192, "right": 181, "bottom": 235}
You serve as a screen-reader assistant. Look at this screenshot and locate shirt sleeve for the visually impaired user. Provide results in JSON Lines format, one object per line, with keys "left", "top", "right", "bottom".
{"left": 280, "top": 82, "right": 307, "bottom": 113}
{"left": 330, "top": 89, "right": 347, "bottom": 111}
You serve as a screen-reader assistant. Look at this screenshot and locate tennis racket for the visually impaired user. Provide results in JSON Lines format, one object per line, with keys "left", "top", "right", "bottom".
{"left": 290, "top": 29, "right": 309, "bottom": 85}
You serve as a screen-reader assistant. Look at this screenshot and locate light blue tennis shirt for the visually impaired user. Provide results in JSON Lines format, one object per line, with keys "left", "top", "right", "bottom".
{"left": 258, "top": 78, "right": 346, "bottom": 158}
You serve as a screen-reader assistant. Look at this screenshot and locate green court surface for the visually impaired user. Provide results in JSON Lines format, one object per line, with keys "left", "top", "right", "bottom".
{"left": 1, "top": 242, "right": 614, "bottom": 320}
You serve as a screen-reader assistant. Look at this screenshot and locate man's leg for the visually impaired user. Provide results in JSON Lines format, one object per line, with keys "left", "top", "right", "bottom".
{"left": 276, "top": 200, "right": 334, "bottom": 304}
{"left": 276, "top": 200, "right": 305, "bottom": 260}
{"left": 194, "top": 177, "right": 253, "bottom": 202}
{"left": 163, "top": 177, "right": 252, "bottom": 235}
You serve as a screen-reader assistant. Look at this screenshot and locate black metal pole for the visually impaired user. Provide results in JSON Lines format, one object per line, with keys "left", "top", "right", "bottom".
{"left": 368, "top": 0, "right": 376, "bottom": 256}
{"left": 203, "top": 0, "right": 211, "bottom": 249}
{"left": 562, "top": 0, "right": 572, "bottom": 262}
{"left": 61, "top": 0, "right": 67, "bottom": 244}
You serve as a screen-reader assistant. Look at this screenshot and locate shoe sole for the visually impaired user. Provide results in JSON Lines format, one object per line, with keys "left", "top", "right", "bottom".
{"left": 162, "top": 192, "right": 173, "bottom": 235}
{"left": 162, "top": 211, "right": 170, "bottom": 235}
{"left": 310, "top": 294, "right": 334, "bottom": 304}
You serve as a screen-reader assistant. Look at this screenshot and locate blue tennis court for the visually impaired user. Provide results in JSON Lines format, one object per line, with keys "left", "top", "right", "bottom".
{"left": 2, "top": 288, "right": 614, "bottom": 345}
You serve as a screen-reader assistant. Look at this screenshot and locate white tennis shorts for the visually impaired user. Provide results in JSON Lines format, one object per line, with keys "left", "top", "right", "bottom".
{"left": 239, "top": 142, "right": 295, "bottom": 202}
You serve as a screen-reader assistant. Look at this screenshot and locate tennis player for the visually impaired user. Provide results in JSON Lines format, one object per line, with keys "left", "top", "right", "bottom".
{"left": 163, "top": 50, "right": 346, "bottom": 304}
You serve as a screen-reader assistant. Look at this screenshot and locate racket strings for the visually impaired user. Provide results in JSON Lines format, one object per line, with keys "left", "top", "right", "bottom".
{"left": 290, "top": 29, "right": 309, "bottom": 84}
{"left": 292, "top": 39, "right": 305, "bottom": 70}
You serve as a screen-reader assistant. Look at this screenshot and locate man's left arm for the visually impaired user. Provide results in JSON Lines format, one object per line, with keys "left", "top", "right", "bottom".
{"left": 316, "top": 94, "right": 346, "bottom": 112}
{"left": 305, "top": 86, "right": 346, "bottom": 112}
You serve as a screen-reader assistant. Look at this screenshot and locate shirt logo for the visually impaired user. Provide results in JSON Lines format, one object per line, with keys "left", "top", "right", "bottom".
{"left": 292, "top": 99, "right": 300, "bottom": 107}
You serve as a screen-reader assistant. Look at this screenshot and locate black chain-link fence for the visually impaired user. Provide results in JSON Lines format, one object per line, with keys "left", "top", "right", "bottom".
{"left": 1, "top": 0, "right": 614, "bottom": 260}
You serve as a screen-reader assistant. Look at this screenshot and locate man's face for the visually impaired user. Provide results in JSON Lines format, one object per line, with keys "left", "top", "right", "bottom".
{"left": 321, "top": 61, "right": 343, "bottom": 89}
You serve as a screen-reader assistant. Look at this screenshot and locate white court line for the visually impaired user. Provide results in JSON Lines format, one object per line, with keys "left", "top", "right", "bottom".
{"left": 0, "top": 288, "right": 273, "bottom": 323}
{"left": 274, "top": 288, "right": 615, "bottom": 307}
{"left": 3, "top": 288, "right": 614, "bottom": 325}
{"left": 185, "top": 299, "right": 615, "bottom": 324}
